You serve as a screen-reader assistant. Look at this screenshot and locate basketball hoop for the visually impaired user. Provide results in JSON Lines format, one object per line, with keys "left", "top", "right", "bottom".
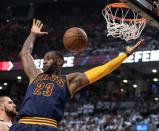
{"left": 102, "top": 3, "right": 147, "bottom": 42}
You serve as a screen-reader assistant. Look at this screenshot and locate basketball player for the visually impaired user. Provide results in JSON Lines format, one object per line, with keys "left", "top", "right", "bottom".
{"left": 0, "top": 96, "right": 17, "bottom": 131}
{"left": 10, "top": 19, "right": 144, "bottom": 131}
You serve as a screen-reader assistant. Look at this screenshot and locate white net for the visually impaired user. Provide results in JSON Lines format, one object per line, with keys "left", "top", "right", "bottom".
{"left": 102, "top": 4, "right": 146, "bottom": 42}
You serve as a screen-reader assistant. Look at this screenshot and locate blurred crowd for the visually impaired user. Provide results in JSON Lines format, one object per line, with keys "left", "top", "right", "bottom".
{"left": 58, "top": 88, "right": 159, "bottom": 131}
{"left": 59, "top": 111, "right": 158, "bottom": 131}
{"left": 0, "top": 2, "right": 159, "bottom": 61}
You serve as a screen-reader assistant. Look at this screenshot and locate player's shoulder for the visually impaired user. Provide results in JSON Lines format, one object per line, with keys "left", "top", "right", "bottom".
{"left": 66, "top": 72, "right": 82, "bottom": 78}
{"left": 66, "top": 72, "right": 85, "bottom": 82}
{"left": 0, "top": 122, "right": 9, "bottom": 130}
{"left": 29, "top": 70, "right": 43, "bottom": 84}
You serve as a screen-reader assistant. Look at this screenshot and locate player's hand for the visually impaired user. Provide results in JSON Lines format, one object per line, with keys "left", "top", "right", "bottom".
{"left": 126, "top": 39, "right": 144, "bottom": 56}
{"left": 31, "top": 19, "right": 48, "bottom": 36}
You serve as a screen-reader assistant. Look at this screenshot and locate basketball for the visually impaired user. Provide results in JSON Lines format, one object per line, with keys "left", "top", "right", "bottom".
{"left": 63, "top": 27, "right": 88, "bottom": 52}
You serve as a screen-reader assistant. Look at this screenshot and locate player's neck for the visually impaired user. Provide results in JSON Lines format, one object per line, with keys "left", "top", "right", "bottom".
{"left": 0, "top": 113, "right": 12, "bottom": 123}
{"left": 54, "top": 68, "right": 62, "bottom": 75}
{"left": 44, "top": 70, "right": 61, "bottom": 75}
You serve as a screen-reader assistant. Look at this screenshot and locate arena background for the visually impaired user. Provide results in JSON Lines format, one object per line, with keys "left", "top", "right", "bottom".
{"left": 0, "top": 0, "right": 159, "bottom": 130}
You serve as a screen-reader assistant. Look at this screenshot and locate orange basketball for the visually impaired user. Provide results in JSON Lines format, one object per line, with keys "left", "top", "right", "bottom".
{"left": 63, "top": 27, "right": 88, "bottom": 52}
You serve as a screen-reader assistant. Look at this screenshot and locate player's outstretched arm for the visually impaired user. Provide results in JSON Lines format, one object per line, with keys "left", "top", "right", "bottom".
{"left": 67, "top": 39, "right": 144, "bottom": 97}
{"left": 20, "top": 19, "right": 48, "bottom": 83}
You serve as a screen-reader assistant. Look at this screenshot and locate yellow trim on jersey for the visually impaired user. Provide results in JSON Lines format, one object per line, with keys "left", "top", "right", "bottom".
{"left": 84, "top": 53, "right": 127, "bottom": 84}
{"left": 22, "top": 117, "right": 57, "bottom": 123}
{"left": 18, "top": 117, "right": 57, "bottom": 128}
{"left": 19, "top": 119, "right": 57, "bottom": 125}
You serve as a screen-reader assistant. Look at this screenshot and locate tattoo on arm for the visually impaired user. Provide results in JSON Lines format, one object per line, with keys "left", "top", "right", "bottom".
{"left": 21, "top": 33, "right": 36, "bottom": 55}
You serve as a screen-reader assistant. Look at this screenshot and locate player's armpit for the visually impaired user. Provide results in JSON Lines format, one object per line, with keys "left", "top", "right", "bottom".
{"left": 66, "top": 73, "right": 89, "bottom": 97}
{"left": 84, "top": 53, "right": 127, "bottom": 84}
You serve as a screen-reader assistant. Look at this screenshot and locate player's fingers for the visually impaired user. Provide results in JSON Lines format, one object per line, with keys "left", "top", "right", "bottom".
{"left": 139, "top": 39, "right": 144, "bottom": 44}
{"left": 36, "top": 20, "right": 40, "bottom": 26}
{"left": 135, "top": 39, "right": 144, "bottom": 47}
{"left": 41, "top": 32, "right": 48, "bottom": 35}
{"left": 33, "top": 19, "right": 36, "bottom": 25}
{"left": 131, "top": 39, "right": 144, "bottom": 54}
{"left": 38, "top": 20, "right": 42, "bottom": 27}
{"left": 39, "top": 23, "right": 43, "bottom": 30}
{"left": 36, "top": 20, "right": 41, "bottom": 27}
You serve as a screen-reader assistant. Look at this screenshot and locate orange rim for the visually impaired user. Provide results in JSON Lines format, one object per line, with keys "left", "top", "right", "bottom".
{"left": 104, "top": 3, "right": 129, "bottom": 9}
{"left": 102, "top": 3, "right": 147, "bottom": 23}
{"left": 104, "top": 11, "right": 146, "bottom": 23}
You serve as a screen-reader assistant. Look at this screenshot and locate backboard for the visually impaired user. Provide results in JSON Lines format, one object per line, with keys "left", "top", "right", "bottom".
{"left": 119, "top": 0, "right": 159, "bottom": 28}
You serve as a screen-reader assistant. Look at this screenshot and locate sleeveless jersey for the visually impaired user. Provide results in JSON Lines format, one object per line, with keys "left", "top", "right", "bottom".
{"left": 18, "top": 73, "right": 70, "bottom": 122}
